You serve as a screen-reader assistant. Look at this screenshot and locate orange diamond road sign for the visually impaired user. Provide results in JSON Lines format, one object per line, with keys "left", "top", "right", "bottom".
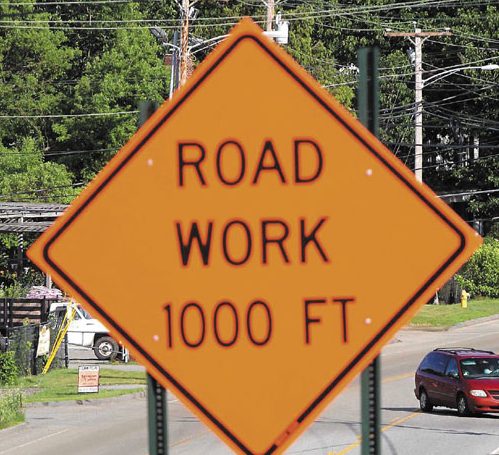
{"left": 28, "top": 18, "right": 481, "bottom": 455}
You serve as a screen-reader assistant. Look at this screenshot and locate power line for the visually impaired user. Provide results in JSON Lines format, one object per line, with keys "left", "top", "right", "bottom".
{"left": 410, "top": 151, "right": 499, "bottom": 172}
{"left": 425, "top": 110, "right": 499, "bottom": 132}
{"left": 0, "top": 110, "right": 138, "bottom": 119}
{"left": 7, "top": 0, "right": 157, "bottom": 5}
{"left": 439, "top": 188, "right": 499, "bottom": 198}
{"left": 0, "top": 183, "right": 84, "bottom": 198}
{"left": 427, "top": 37, "right": 499, "bottom": 52}
{"left": 0, "top": 147, "right": 117, "bottom": 157}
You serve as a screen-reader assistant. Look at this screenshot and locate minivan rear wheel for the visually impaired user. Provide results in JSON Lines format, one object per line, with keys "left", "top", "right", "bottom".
{"left": 419, "top": 389, "right": 433, "bottom": 412}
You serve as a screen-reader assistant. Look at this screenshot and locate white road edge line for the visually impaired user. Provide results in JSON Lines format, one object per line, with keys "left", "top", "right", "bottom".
{"left": 490, "top": 447, "right": 499, "bottom": 455}
{"left": 0, "top": 429, "right": 69, "bottom": 454}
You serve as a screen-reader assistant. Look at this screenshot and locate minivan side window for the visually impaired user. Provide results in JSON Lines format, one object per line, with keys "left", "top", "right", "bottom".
{"left": 420, "top": 352, "right": 449, "bottom": 376}
{"left": 445, "top": 357, "right": 459, "bottom": 378}
{"left": 419, "top": 354, "right": 433, "bottom": 373}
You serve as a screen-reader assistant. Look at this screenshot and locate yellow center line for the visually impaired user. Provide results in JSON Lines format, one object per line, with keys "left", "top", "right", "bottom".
{"left": 383, "top": 372, "right": 413, "bottom": 383}
{"left": 382, "top": 410, "right": 420, "bottom": 432}
{"left": 330, "top": 436, "right": 361, "bottom": 455}
{"left": 327, "top": 410, "right": 421, "bottom": 455}
{"left": 170, "top": 429, "right": 210, "bottom": 448}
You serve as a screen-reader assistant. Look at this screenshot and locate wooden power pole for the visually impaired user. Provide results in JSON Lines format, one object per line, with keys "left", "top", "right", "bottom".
{"left": 265, "top": 0, "right": 275, "bottom": 32}
{"left": 385, "top": 27, "right": 451, "bottom": 182}
{"left": 179, "top": 0, "right": 190, "bottom": 87}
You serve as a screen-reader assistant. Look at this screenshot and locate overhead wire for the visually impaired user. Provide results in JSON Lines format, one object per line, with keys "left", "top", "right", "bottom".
{"left": 410, "top": 152, "right": 499, "bottom": 172}
{"left": 0, "top": 147, "right": 117, "bottom": 156}
{"left": 425, "top": 110, "right": 499, "bottom": 132}
{"left": 0, "top": 182, "right": 84, "bottom": 200}
{"left": 426, "top": 37, "right": 499, "bottom": 52}
{"left": 1, "top": 0, "right": 497, "bottom": 28}
{"left": 7, "top": 0, "right": 152, "bottom": 5}
{"left": 0, "top": 110, "right": 139, "bottom": 119}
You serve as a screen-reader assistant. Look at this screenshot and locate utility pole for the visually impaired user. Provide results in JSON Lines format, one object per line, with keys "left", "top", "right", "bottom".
{"left": 385, "top": 27, "right": 451, "bottom": 182}
{"left": 179, "top": 0, "right": 190, "bottom": 87}
{"left": 265, "top": 0, "right": 275, "bottom": 31}
{"left": 170, "top": 31, "right": 180, "bottom": 97}
{"left": 414, "top": 29, "right": 424, "bottom": 183}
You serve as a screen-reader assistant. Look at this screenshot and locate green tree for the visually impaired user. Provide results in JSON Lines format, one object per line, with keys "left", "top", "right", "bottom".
{"left": 0, "top": 0, "right": 78, "bottom": 148}
{"left": 53, "top": 15, "right": 169, "bottom": 179}
{"left": 457, "top": 237, "right": 499, "bottom": 297}
{"left": 0, "top": 137, "right": 77, "bottom": 203}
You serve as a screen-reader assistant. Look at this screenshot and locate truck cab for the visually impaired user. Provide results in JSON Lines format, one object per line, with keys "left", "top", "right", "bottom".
{"left": 51, "top": 303, "right": 120, "bottom": 361}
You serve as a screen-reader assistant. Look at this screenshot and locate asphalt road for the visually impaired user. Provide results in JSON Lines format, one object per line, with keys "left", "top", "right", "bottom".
{"left": 2, "top": 319, "right": 499, "bottom": 455}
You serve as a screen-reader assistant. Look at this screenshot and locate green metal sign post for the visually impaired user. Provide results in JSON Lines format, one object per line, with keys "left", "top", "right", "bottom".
{"left": 361, "top": 357, "right": 381, "bottom": 455}
{"left": 358, "top": 47, "right": 381, "bottom": 455}
{"left": 147, "top": 374, "right": 169, "bottom": 455}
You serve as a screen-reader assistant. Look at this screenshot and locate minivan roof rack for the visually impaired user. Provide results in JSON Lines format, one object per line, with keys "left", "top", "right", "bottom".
{"left": 434, "top": 347, "right": 495, "bottom": 355}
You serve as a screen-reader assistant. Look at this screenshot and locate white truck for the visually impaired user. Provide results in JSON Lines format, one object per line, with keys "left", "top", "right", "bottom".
{"left": 50, "top": 302, "right": 120, "bottom": 361}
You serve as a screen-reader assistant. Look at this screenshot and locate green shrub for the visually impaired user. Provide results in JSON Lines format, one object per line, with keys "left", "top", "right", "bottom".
{"left": 0, "top": 351, "right": 19, "bottom": 386}
{"left": 0, "top": 282, "right": 27, "bottom": 298}
{"left": 457, "top": 237, "right": 499, "bottom": 297}
{"left": 8, "top": 329, "right": 34, "bottom": 377}
{"left": 0, "top": 391, "right": 24, "bottom": 429}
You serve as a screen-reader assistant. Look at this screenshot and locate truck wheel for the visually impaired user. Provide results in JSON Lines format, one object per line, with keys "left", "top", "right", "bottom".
{"left": 94, "top": 336, "right": 118, "bottom": 361}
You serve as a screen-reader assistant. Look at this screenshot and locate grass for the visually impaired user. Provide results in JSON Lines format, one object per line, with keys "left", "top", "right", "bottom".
{"left": 410, "top": 298, "right": 499, "bottom": 328}
{"left": 0, "top": 391, "right": 24, "bottom": 430}
{"left": 16, "top": 368, "right": 146, "bottom": 403}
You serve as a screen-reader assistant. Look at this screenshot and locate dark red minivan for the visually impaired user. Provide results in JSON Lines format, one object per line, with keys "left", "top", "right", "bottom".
{"left": 415, "top": 348, "right": 499, "bottom": 416}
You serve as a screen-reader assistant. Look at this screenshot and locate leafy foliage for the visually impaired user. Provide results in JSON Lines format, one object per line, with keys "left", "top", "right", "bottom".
{"left": 0, "top": 390, "right": 23, "bottom": 430}
{"left": 457, "top": 237, "right": 499, "bottom": 297}
{"left": 0, "top": 1, "right": 78, "bottom": 147}
{"left": 52, "top": 5, "right": 169, "bottom": 179}
{"left": 0, "top": 351, "right": 19, "bottom": 386}
{"left": 0, "top": 281, "right": 29, "bottom": 298}
{"left": 0, "top": 138, "right": 77, "bottom": 203}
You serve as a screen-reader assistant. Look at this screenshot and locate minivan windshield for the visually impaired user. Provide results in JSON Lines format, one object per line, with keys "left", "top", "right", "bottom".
{"left": 460, "top": 357, "right": 499, "bottom": 378}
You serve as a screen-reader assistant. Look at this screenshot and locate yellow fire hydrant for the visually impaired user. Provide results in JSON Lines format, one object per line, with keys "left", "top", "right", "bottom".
{"left": 461, "top": 289, "right": 470, "bottom": 309}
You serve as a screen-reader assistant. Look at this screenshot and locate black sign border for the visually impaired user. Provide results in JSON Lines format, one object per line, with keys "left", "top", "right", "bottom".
{"left": 43, "top": 32, "right": 466, "bottom": 455}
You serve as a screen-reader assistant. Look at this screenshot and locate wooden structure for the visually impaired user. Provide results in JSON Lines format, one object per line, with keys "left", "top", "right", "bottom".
{"left": 0, "top": 298, "right": 60, "bottom": 336}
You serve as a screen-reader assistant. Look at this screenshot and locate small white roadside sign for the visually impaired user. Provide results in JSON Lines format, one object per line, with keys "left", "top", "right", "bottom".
{"left": 78, "top": 365, "right": 100, "bottom": 393}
